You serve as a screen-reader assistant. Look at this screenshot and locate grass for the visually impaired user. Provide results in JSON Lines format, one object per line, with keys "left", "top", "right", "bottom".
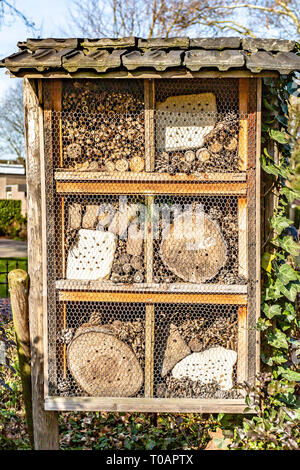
{"left": 0, "top": 258, "right": 27, "bottom": 298}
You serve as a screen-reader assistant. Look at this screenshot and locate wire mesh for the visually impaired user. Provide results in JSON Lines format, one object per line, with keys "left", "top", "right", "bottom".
{"left": 154, "top": 303, "right": 243, "bottom": 399}
{"left": 49, "top": 301, "right": 145, "bottom": 397}
{"left": 42, "top": 77, "right": 258, "bottom": 404}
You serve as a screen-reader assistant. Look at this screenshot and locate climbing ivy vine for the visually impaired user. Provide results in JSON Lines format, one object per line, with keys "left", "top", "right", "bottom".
{"left": 219, "top": 66, "right": 300, "bottom": 450}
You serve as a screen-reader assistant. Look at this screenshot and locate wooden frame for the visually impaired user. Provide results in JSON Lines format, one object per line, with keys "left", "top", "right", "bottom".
{"left": 44, "top": 396, "right": 247, "bottom": 413}
{"left": 55, "top": 181, "right": 247, "bottom": 195}
{"left": 38, "top": 75, "right": 261, "bottom": 414}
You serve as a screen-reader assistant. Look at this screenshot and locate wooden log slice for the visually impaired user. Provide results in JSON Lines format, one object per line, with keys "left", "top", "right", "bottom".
{"left": 160, "top": 211, "right": 227, "bottom": 283}
{"left": 67, "top": 327, "right": 143, "bottom": 397}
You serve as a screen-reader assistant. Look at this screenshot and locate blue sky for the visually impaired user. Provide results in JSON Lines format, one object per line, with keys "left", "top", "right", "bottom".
{"left": 0, "top": 0, "right": 72, "bottom": 97}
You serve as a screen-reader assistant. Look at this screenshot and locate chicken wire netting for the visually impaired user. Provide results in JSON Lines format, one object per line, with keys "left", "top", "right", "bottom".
{"left": 48, "top": 301, "right": 145, "bottom": 397}
{"left": 46, "top": 192, "right": 247, "bottom": 288}
{"left": 154, "top": 303, "right": 243, "bottom": 399}
{"left": 155, "top": 78, "right": 243, "bottom": 174}
{"left": 47, "top": 300, "right": 245, "bottom": 399}
{"left": 49, "top": 78, "right": 255, "bottom": 175}
{"left": 42, "top": 77, "right": 258, "bottom": 402}
{"left": 60, "top": 79, "right": 145, "bottom": 171}
{"left": 152, "top": 195, "right": 246, "bottom": 286}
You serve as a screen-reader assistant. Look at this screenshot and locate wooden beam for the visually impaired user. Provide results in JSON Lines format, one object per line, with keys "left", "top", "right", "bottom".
{"left": 23, "top": 78, "right": 59, "bottom": 450}
{"left": 55, "top": 279, "right": 248, "bottom": 294}
{"left": 56, "top": 181, "right": 247, "bottom": 195}
{"left": 58, "top": 291, "right": 247, "bottom": 305}
{"left": 54, "top": 171, "right": 247, "bottom": 182}
{"left": 45, "top": 396, "right": 248, "bottom": 413}
{"left": 13, "top": 69, "right": 279, "bottom": 80}
{"left": 239, "top": 78, "right": 249, "bottom": 171}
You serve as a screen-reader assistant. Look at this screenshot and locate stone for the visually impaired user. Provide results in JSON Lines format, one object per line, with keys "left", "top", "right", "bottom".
{"left": 171, "top": 347, "right": 237, "bottom": 391}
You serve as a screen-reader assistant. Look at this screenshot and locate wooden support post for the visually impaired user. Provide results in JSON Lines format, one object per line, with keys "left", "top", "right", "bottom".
{"left": 8, "top": 269, "right": 33, "bottom": 448}
{"left": 24, "top": 78, "right": 59, "bottom": 450}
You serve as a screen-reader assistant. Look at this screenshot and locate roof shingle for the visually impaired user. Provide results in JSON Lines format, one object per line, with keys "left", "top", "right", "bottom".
{"left": 1, "top": 37, "right": 299, "bottom": 75}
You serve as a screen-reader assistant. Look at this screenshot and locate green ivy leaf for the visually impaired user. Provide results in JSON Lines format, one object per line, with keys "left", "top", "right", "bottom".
{"left": 276, "top": 279, "right": 300, "bottom": 302}
{"left": 261, "top": 352, "right": 273, "bottom": 366}
{"left": 280, "top": 186, "right": 300, "bottom": 203}
{"left": 278, "top": 236, "right": 299, "bottom": 256}
{"left": 272, "top": 352, "right": 288, "bottom": 365}
{"left": 278, "top": 368, "right": 300, "bottom": 382}
{"left": 262, "top": 252, "right": 276, "bottom": 272}
{"left": 269, "top": 129, "right": 288, "bottom": 144}
{"left": 257, "top": 317, "right": 272, "bottom": 331}
{"left": 266, "top": 329, "right": 289, "bottom": 349}
{"left": 276, "top": 264, "right": 299, "bottom": 285}
{"left": 271, "top": 216, "right": 293, "bottom": 235}
{"left": 263, "top": 304, "right": 282, "bottom": 319}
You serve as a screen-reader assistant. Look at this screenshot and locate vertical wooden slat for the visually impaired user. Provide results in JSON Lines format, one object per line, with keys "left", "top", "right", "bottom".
{"left": 239, "top": 79, "right": 249, "bottom": 171}
{"left": 144, "top": 79, "right": 155, "bottom": 172}
{"left": 24, "top": 78, "right": 59, "bottom": 449}
{"left": 247, "top": 79, "right": 259, "bottom": 384}
{"left": 144, "top": 195, "right": 154, "bottom": 397}
{"left": 237, "top": 306, "right": 248, "bottom": 383}
{"left": 145, "top": 305, "right": 155, "bottom": 397}
{"left": 238, "top": 197, "right": 247, "bottom": 279}
{"left": 144, "top": 80, "right": 155, "bottom": 396}
{"left": 63, "top": 303, "right": 67, "bottom": 379}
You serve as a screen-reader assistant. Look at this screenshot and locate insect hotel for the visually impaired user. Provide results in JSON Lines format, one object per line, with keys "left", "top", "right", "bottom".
{"left": 2, "top": 36, "right": 299, "bottom": 414}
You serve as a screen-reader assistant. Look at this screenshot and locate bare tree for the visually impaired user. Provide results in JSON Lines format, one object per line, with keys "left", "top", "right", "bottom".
{"left": 67, "top": 0, "right": 300, "bottom": 38}
{"left": 0, "top": 81, "right": 25, "bottom": 167}
{"left": 0, "top": 0, "right": 35, "bottom": 31}
{"left": 66, "top": 0, "right": 231, "bottom": 38}
{"left": 211, "top": 0, "right": 300, "bottom": 38}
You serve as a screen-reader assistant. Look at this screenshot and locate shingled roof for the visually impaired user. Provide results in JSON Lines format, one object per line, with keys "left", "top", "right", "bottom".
{"left": 1, "top": 37, "right": 299, "bottom": 75}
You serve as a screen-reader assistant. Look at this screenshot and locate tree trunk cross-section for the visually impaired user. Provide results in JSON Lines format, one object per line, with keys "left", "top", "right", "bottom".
{"left": 67, "top": 327, "right": 143, "bottom": 397}
{"left": 160, "top": 211, "right": 227, "bottom": 283}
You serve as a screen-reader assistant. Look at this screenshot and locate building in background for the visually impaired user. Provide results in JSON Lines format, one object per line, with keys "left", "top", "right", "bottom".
{"left": 0, "top": 163, "right": 26, "bottom": 215}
